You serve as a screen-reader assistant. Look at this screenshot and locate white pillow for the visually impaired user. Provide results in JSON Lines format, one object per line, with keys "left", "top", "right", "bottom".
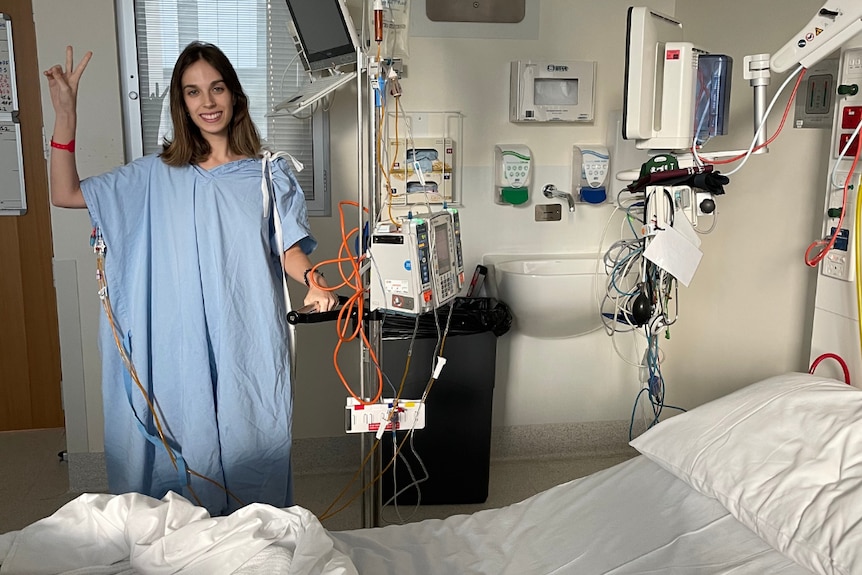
{"left": 630, "top": 372, "right": 862, "bottom": 575}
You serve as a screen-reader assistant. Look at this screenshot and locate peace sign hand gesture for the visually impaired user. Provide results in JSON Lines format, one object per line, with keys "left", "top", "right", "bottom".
{"left": 43, "top": 46, "right": 93, "bottom": 119}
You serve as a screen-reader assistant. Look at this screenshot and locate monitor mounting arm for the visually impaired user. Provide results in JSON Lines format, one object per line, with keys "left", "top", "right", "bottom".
{"left": 771, "top": 2, "right": 862, "bottom": 73}
{"left": 730, "top": 2, "right": 862, "bottom": 158}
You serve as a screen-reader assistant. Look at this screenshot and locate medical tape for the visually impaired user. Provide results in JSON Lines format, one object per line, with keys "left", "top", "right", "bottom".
{"left": 119, "top": 332, "right": 190, "bottom": 487}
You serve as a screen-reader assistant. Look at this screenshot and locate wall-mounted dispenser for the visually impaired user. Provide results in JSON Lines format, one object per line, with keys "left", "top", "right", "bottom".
{"left": 510, "top": 60, "right": 596, "bottom": 123}
{"left": 494, "top": 144, "right": 532, "bottom": 205}
{"left": 573, "top": 145, "right": 610, "bottom": 204}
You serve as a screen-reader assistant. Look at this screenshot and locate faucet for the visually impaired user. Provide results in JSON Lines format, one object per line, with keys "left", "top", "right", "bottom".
{"left": 542, "top": 184, "right": 576, "bottom": 212}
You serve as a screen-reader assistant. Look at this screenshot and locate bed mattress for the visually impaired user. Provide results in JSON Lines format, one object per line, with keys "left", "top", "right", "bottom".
{"left": 330, "top": 455, "right": 810, "bottom": 574}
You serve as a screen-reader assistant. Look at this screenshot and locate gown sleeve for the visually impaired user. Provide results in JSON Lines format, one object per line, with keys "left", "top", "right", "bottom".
{"left": 79, "top": 155, "right": 158, "bottom": 244}
{"left": 269, "top": 157, "right": 317, "bottom": 256}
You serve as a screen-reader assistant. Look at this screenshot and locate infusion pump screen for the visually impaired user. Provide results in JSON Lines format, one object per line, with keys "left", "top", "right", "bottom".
{"left": 434, "top": 223, "right": 451, "bottom": 274}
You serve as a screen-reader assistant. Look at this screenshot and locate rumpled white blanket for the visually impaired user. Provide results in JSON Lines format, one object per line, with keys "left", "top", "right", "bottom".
{"left": 0, "top": 491, "right": 358, "bottom": 575}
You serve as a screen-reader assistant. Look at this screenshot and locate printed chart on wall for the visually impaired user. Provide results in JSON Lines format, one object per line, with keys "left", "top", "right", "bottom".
{"left": 0, "top": 13, "right": 26, "bottom": 215}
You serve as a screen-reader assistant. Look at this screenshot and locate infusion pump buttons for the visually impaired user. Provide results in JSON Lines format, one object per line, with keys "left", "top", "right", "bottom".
{"left": 439, "top": 274, "right": 455, "bottom": 298}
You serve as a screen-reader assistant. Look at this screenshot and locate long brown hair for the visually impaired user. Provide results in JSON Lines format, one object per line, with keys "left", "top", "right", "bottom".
{"left": 160, "top": 41, "right": 262, "bottom": 166}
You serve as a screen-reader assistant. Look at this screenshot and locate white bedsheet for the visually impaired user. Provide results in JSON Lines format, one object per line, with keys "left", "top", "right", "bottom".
{"left": 0, "top": 457, "right": 811, "bottom": 575}
{"left": 0, "top": 491, "right": 356, "bottom": 575}
{"left": 331, "top": 456, "right": 811, "bottom": 574}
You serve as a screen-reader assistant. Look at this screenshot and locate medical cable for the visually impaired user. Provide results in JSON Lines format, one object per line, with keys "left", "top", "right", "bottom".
{"left": 628, "top": 329, "right": 685, "bottom": 440}
{"left": 322, "top": 299, "right": 449, "bottom": 521}
{"left": 693, "top": 209, "right": 718, "bottom": 235}
{"left": 92, "top": 234, "right": 244, "bottom": 508}
{"left": 808, "top": 352, "right": 851, "bottom": 385}
{"left": 699, "top": 66, "right": 804, "bottom": 173}
{"left": 383, "top": 437, "right": 429, "bottom": 524}
{"left": 807, "top": 118, "right": 862, "bottom": 267}
{"left": 594, "top": 205, "right": 622, "bottom": 331}
{"left": 804, "top": 137, "right": 862, "bottom": 267}
{"left": 379, "top": 316, "right": 431, "bottom": 524}
{"left": 856, "top": 174, "right": 862, "bottom": 366}
{"left": 306, "top": 200, "right": 385, "bottom": 405}
{"left": 319, "top": 304, "right": 455, "bottom": 522}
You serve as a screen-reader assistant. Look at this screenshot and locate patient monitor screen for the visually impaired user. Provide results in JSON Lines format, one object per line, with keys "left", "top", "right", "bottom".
{"left": 284, "top": 0, "right": 354, "bottom": 69}
{"left": 434, "top": 223, "right": 452, "bottom": 274}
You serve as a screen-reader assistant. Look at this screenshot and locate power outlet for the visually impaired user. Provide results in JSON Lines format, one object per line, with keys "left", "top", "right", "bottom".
{"left": 821, "top": 171, "right": 857, "bottom": 282}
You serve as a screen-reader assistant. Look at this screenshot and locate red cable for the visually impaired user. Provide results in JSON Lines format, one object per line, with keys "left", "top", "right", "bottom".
{"left": 809, "top": 352, "right": 851, "bottom": 385}
{"left": 699, "top": 69, "right": 805, "bottom": 165}
{"left": 804, "top": 140, "right": 862, "bottom": 267}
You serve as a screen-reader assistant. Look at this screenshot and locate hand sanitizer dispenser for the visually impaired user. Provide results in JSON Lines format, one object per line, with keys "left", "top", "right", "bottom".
{"left": 494, "top": 145, "right": 532, "bottom": 205}
{"left": 573, "top": 145, "right": 610, "bottom": 204}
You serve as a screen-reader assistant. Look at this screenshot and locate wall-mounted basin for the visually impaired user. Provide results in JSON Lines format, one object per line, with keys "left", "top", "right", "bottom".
{"left": 493, "top": 255, "right": 602, "bottom": 338}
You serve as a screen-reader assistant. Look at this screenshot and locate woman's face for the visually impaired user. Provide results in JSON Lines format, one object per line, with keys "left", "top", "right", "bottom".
{"left": 181, "top": 59, "right": 234, "bottom": 141}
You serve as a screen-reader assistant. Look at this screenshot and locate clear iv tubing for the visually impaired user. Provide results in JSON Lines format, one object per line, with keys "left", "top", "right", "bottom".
{"left": 94, "top": 241, "right": 243, "bottom": 507}
{"left": 373, "top": 0, "right": 384, "bottom": 43}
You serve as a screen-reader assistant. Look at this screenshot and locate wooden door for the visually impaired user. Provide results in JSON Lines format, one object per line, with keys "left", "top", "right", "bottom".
{"left": 0, "top": 0, "right": 63, "bottom": 430}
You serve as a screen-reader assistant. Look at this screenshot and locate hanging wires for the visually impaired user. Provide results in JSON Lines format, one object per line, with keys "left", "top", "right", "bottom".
{"left": 306, "top": 201, "right": 385, "bottom": 405}
{"left": 603, "top": 187, "right": 685, "bottom": 438}
{"left": 319, "top": 303, "right": 456, "bottom": 522}
{"left": 805, "top": 130, "right": 862, "bottom": 267}
{"left": 694, "top": 65, "right": 805, "bottom": 174}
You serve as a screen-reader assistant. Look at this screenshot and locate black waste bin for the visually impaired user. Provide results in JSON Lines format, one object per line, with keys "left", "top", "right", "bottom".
{"left": 379, "top": 297, "right": 511, "bottom": 505}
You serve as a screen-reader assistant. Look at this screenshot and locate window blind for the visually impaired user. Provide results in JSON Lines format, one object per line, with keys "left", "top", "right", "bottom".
{"left": 117, "top": 0, "right": 330, "bottom": 214}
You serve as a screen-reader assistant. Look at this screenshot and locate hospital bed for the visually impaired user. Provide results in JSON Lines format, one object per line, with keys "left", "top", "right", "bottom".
{"left": 1, "top": 372, "right": 858, "bottom": 574}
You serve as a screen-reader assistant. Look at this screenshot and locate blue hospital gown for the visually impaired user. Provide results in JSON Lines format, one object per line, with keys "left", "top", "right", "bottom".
{"left": 81, "top": 154, "right": 315, "bottom": 516}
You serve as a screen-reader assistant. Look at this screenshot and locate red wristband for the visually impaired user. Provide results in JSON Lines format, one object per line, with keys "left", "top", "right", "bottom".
{"left": 50, "top": 138, "right": 75, "bottom": 152}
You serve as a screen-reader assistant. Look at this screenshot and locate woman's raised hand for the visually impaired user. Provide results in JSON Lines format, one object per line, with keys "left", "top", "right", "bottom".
{"left": 43, "top": 46, "right": 93, "bottom": 117}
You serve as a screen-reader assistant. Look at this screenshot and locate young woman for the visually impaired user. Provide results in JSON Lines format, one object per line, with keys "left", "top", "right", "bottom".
{"left": 44, "top": 41, "right": 338, "bottom": 515}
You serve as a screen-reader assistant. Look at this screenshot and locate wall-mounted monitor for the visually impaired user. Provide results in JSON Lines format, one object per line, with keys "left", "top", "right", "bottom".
{"left": 623, "top": 8, "right": 681, "bottom": 141}
{"left": 623, "top": 7, "right": 734, "bottom": 152}
{"left": 283, "top": 0, "right": 359, "bottom": 72}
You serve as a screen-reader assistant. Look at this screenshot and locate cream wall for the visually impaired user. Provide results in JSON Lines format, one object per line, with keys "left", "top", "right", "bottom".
{"left": 664, "top": 0, "right": 830, "bottom": 407}
{"left": 34, "top": 0, "right": 830, "bottom": 450}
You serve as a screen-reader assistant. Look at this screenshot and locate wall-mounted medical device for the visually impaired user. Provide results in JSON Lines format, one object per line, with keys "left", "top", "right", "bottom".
{"left": 494, "top": 144, "right": 532, "bottom": 205}
{"left": 573, "top": 145, "right": 610, "bottom": 204}
{"left": 622, "top": 7, "right": 732, "bottom": 151}
{"left": 369, "top": 210, "right": 465, "bottom": 315}
{"left": 644, "top": 185, "right": 714, "bottom": 235}
{"left": 386, "top": 137, "right": 455, "bottom": 205}
{"left": 510, "top": 60, "right": 596, "bottom": 123}
{"left": 818, "top": 47, "right": 862, "bottom": 283}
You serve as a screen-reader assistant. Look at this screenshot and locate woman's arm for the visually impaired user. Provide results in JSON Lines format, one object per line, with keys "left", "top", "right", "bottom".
{"left": 43, "top": 46, "right": 92, "bottom": 209}
{"left": 282, "top": 243, "right": 340, "bottom": 312}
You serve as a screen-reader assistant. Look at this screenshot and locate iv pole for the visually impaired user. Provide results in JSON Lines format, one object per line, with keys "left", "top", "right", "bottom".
{"left": 355, "top": 1, "right": 383, "bottom": 527}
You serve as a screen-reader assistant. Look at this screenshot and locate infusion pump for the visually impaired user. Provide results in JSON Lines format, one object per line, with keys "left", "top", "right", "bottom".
{"left": 369, "top": 210, "right": 465, "bottom": 314}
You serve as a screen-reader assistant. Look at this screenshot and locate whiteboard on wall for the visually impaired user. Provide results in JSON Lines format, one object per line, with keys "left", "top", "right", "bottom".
{"left": 0, "top": 13, "right": 26, "bottom": 216}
